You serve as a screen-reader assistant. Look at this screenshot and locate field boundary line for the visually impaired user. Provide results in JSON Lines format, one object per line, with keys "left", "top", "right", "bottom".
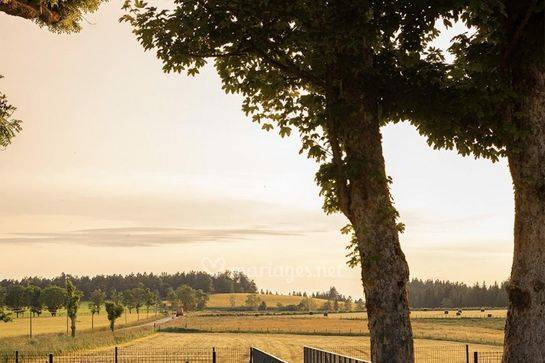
{"left": 160, "top": 327, "right": 503, "bottom": 346}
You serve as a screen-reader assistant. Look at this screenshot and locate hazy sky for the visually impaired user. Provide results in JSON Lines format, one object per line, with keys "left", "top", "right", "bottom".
{"left": 0, "top": 4, "right": 514, "bottom": 297}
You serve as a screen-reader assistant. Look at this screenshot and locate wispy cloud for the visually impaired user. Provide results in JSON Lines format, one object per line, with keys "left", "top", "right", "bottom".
{"left": 0, "top": 227, "right": 311, "bottom": 247}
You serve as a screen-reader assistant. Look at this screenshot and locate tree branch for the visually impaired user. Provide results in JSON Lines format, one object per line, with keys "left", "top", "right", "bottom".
{"left": 195, "top": 0, "right": 324, "bottom": 88}
{"left": 0, "top": 0, "right": 61, "bottom": 24}
{"left": 325, "top": 89, "right": 352, "bottom": 220}
{"left": 251, "top": 45, "right": 324, "bottom": 88}
{"left": 502, "top": 0, "right": 538, "bottom": 63}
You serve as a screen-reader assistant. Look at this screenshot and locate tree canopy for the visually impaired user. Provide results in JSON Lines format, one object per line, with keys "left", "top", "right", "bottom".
{"left": 105, "top": 301, "right": 124, "bottom": 332}
{"left": 398, "top": 1, "right": 544, "bottom": 162}
{"left": 120, "top": 0, "right": 464, "bottom": 259}
{"left": 121, "top": 2, "right": 473, "bottom": 360}
{"left": 0, "top": 81, "right": 22, "bottom": 149}
{"left": 0, "top": 0, "right": 105, "bottom": 32}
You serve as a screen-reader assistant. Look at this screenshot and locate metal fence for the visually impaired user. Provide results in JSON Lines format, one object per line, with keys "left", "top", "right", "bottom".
{"left": 473, "top": 351, "right": 503, "bottom": 363}
{"left": 249, "top": 347, "right": 287, "bottom": 363}
{"left": 0, "top": 345, "right": 504, "bottom": 363}
{"left": 311, "top": 345, "right": 503, "bottom": 363}
{"left": 304, "top": 347, "right": 370, "bottom": 363}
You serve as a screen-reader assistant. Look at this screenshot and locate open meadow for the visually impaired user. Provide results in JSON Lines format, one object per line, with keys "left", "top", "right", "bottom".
{"left": 117, "top": 332, "right": 503, "bottom": 363}
{"left": 206, "top": 293, "right": 327, "bottom": 309}
{"left": 0, "top": 303, "right": 159, "bottom": 338}
{"left": 161, "top": 310, "right": 507, "bottom": 346}
{"left": 0, "top": 307, "right": 509, "bottom": 362}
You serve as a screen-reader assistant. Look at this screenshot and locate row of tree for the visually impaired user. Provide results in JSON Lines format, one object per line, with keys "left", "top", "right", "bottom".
{"left": 0, "top": 280, "right": 210, "bottom": 337}
{"left": 2, "top": 1, "right": 544, "bottom": 360}
{"left": 262, "top": 287, "right": 350, "bottom": 302}
{"left": 408, "top": 279, "right": 509, "bottom": 309}
{"left": 0, "top": 271, "right": 256, "bottom": 300}
{"left": 0, "top": 281, "right": 125, "bottom": 337}
{"left": 256, "top": 287, "right": 350, "bottom": 303}
{"left": 165, "top": 285, "right": 209, "bottom": 312}
{"left": 235, "top": 293, "right": 364, "bottom": 312}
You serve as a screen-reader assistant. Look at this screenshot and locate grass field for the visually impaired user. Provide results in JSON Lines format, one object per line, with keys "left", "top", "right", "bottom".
{"left": 162, "top": 311, "right": 506, "bottom": 346}
{"left": 206, "top": 293, "right": 327, "bottom": 308}
{"left": 0, "top": 307, "right": 159, "bottom": 338}
{"left": 0, "top": 295, "right": 509, "bottom": 361}
{"left": 119, "top": 332, "right": 502, "bottom": 363}
{"left": 342, "top": 309, "right": 507, "bottom": 319}
{"left": 0, "top": 322, "right": 157, "bottom": 354}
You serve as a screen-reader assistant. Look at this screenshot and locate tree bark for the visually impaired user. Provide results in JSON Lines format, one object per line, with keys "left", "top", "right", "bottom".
{"left": 328, "top": 81, "right": 414, "bottom": 362}
{"left": 349, "top": 124, "right": 413, "bottom": 363}
{"left": 70, "top": 316, "right": 76, "bottom": 338}
{"left": 503, "top": 66, "right": 545, "bottom": 362}
{"left": 0, "top": 0, "right": 61, "bottom": 24}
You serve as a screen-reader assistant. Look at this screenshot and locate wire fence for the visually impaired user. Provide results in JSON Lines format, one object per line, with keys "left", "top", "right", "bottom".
{"left": 312, "top": 345, "right": 503, "bottom": 363}
{"left": 474, "top": 351, "right": 503, "bottom": 363}
{"left": 0, "top": 348, "right": 248, "bottom": 363}
{"left": 0, "top": 345, "right": 504, "bottom": 363}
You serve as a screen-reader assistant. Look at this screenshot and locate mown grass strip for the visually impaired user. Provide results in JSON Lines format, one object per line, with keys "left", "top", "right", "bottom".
{"left": 160, "top": 327, "right": 503, "bottom": 346}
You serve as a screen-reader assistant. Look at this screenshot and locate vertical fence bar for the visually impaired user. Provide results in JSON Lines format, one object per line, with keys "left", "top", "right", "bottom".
{"left": 473, "top": 351, "right": 478, "bottom": 363}
{"left": 212, "top": 347, "right": 217, "bottom": 363}
{"left": 465, "top": 345, "right": 469, "bottom": 363}
{"left": 15, "top": 351, "right": 18, "bottom": 363}
{"left": 48, "top": 353, "right": 53, "bottom": 363}
{"left": 115, "top": 346, "right": 118, "bottom": 363}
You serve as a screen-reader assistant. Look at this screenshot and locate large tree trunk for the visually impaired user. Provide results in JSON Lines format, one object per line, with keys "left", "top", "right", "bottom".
{"left": 349, "top": 124, "right": 413, "bottom": 363}
{"left": 328, "top": 82, "right": 413, "bottom": 361}
{"left": 503, "top": 66, "right": 545, "bottom": 362}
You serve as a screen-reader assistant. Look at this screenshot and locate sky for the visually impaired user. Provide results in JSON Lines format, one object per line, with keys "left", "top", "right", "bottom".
{"left": 0, "top": 4, "right": 514, "bottom": 298}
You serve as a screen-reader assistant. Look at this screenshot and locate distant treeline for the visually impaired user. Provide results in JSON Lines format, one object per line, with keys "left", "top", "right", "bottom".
{"left": 408, "top": 279, "right": 508, "bottom": 308}
{"left": 0, "top": 271, "right": 257, "bottom": 300}
{"left": 257, "top": 287, "right": 350, "bottom": 303}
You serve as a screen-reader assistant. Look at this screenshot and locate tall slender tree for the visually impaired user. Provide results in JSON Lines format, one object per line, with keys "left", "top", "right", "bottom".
{"left": 88, "top": 302, "right": 98, "bottom": 331}
{"left": 130, "top": 285, "right": 148, "bottom": 320}
{"left": 399, "top": 2, "right": 545, "bottom": 361}
{"left": 122, "top": 2, "right": 456, "bottom": 360}
{"left": 26, "top": 285, "right": 42, "bottom": 339}
{"left": 0, "top": 287, "right": 11, "bottom": 322}
{"left": 64, "top": 280, "right": 82, "bottom": 338}
{"left": 89, "top": 289, "right": 106, "bottom": 316}
{"left": 105, "top": 301, "right": 124, "bottom": 332}
{"left": 144, "top": 289, "right": 158, "bottom": 317}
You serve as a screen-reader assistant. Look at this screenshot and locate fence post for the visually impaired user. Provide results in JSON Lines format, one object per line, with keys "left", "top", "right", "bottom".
{"left": 115, "top": 346, "right": 118, "bottom": 363}
{"left": 465, "top": 345, "right": 469, "bottom": 363}
{"left": 249, "top": 347, "right": 253, "bottom": 363}
{"left": 48, "top": 353, "right": 53, "bottom": 363}
{"left": 212, "top": 347, "right": 217, "bottom": 363}
{"left": 473, "top": 351, "right": 478, "bottom": 363}
{"left": 15, "top": 351, "right": 19, "bottom": 363}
